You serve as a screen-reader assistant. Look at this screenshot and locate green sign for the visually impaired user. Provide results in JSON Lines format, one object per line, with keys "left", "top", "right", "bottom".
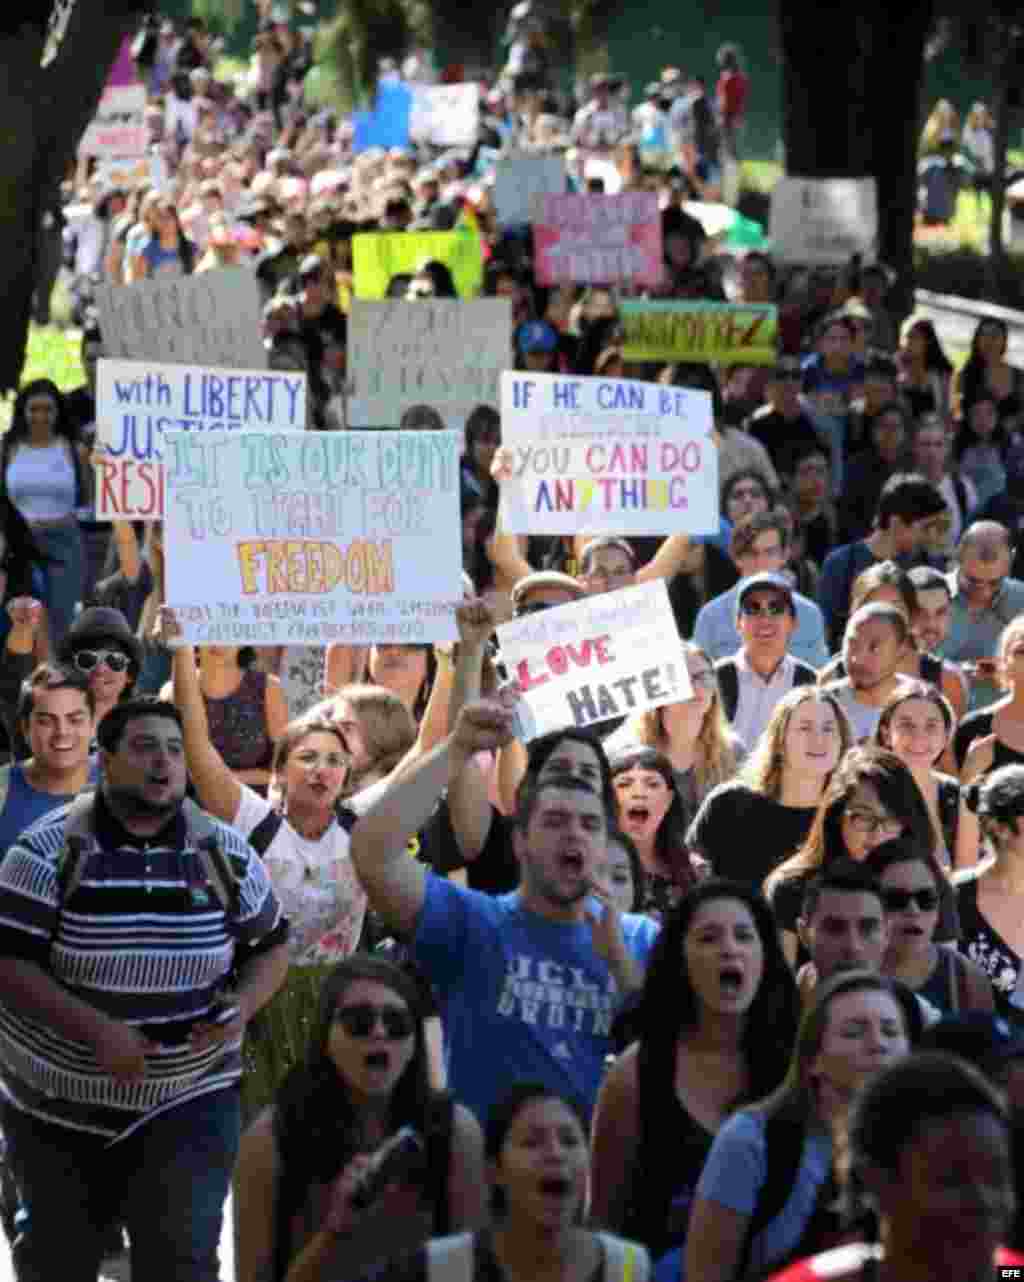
{"left": 621, "top": 301, "right": 778, "bottom": 366}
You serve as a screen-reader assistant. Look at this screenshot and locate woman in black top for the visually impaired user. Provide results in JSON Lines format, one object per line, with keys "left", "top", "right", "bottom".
{"left": 235, "top": 955, "right": 486, "bottom": 1282}
{"left": 590, "top": 882, "right": 798, "bottom": 1274}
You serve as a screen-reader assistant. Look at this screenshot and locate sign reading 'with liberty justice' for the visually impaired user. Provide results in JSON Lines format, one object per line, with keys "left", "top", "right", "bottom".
{"left": 95, "top": 360, "right": 306, "bottom": 519}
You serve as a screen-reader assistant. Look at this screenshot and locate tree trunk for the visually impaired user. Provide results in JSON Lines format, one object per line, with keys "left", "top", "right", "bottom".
{"left": 0, "top": 1, "right": 145, "bottom": 395}
{"left": 988, "top": 66, "right": 1012, "bottom": 292}
{"left": 778, "top": 0, "right": 933, "bottom": 319}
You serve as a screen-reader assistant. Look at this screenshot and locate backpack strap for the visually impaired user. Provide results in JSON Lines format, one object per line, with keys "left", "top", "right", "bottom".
{"left": 735, "top": 1115, "right": 808, "bottom": 1280}
{"left": 715, "top": 660, "right": 739, "bottom": 723}
{"left": 55, "top": 790, "right": 101, "bottom": 905}
{"left": 181, "top": 797, "right": 241, "bottom": 916}
{"left": 426, "top": 1233, "right": 475, "bottom": 1282}
{"left": 598, "top": 1233, "right": 650, "bottom": 1282}
{"left": 246, "top": 806, "right": 286, "bottom": 858}
{"left": 792, "top": 663, "right": 817, "bottom": 690}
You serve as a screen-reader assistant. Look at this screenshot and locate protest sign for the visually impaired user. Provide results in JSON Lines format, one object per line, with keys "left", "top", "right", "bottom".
{"left": 498, "top": 371, "right": 717, "bottom": 536}
{"left": 497, "top": 580, "right": 689, "bottom": 740}
{"left": 79, "top": 84, "right": 147, "bottom": 161}
{"left": 95, "top": 361, "right": 306, "bottom": 520}
{"left": 493, "top": 151, "right": 566, "bottom": 226}
{"left": 620, "top": 301, "right": 778, "bottom": 366}
{"left": 164, "top": 430, "right": 462, "bottom": 646}
{"left": 531, "top": 192, "right": 662, "bottom": 287}
{"left": 348, "top": 299, "right": 511, "bottom": 432}
{"left": 409, "top": 83, "right": 480, "bottom": 147}
{"left": 353, "top": 79, "right": 413, "bottom": 152}
{"left": 769, "top": 177, "right": 878, "bottom": 265}
{"left": 352, "top": 228, "right": 484, "bottom": 300}
{"left": 95, "top": 269, "right": 265, "bottom": 369}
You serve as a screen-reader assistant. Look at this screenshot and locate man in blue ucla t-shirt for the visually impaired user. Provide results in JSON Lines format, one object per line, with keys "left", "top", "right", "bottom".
{"left": 351, "top": 700, "right": 659, "bottom": 1125}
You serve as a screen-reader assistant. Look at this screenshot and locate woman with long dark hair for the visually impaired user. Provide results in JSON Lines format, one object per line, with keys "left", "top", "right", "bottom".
{"left": 609, "top": 747, "right": 702, "bottom": 916}
{"left": 766, "top": 747, "right": 958, "bottom": 964}
{"left": 1, "top": 379, "right": 89, "bottom": 646}
{"left": 897, "top": 316, "right": 953, "bottom": 419}
{"left": 954, "top": 316, "right": 1024, "bottom": 431}
{"left": 590, "top": 880, "right": 799, "bottom": 1275}
{"left": 235, "top": 956, "right": 486, "bottom": 1282}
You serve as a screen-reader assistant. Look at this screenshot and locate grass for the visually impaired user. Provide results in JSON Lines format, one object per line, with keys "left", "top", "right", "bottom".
{"left": 0, "top": 278, "right": 83, "bottom": 433}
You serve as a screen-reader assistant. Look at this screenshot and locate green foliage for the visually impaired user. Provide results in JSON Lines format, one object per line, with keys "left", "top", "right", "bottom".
{"left": 319, "top": 0, "right": 425, "bottom": 109}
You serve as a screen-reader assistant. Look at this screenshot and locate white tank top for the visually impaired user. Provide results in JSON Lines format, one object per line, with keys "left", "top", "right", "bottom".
{"left": 5, "top": 442, "right": 77, "bottom": 521}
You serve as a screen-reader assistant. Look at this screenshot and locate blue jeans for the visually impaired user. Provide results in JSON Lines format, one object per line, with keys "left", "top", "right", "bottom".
{"left": 32, "top": 517, "right": 84, "bottom": 648}
{"left": 2, "top": 1087, "right": 240, "bottom": 1282}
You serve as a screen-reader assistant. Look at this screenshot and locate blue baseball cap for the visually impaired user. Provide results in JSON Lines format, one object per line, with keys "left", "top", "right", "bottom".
{"left": 515, "top": 321, "right": 559, "bottom": 355}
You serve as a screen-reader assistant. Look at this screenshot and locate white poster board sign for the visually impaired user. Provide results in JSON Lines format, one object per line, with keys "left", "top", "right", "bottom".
{"left": 494, "top": 151, "right": 566, "bottom": 226}
{"left": 95, "top": 268, "right": 265, "bottom": 369}
{"left": 496, "top": 580, "right": 688, "bottom": 740}
{"left": 769, "top": 177, "right": 878, "bottom": 265}
{"left": 165, "top": 430, "right": 462, "bottom": 646}
{"left": 409, "top": 83, "right": 480, "bottom": 147}
{"left": 95, "top": 361, "right": 306, "bottom": 520}
{"left": 498, "top": 371, "right": 717, "bottom": 535}
{"left": 79, "top": 84, "right": 147, "bottom": 160}
{"left": 348, "top": 299, "right": 511, "bottom": 432}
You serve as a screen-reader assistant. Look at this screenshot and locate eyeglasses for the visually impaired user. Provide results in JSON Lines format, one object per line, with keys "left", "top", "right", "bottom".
{"left": 688, "top": 670, "right": 717, "bottom": 687}
{"left": 739, "top": 601, "right": 789, "bottom": 618}
{"left": 73, "top": 649, "right": 131, "bottom": 674}
{"left": 514, "top": 600, "right": 556, "bottom": 618}
{"left": 961, "top": 572, "right": 1004, "bottom": 596}
{"left": 882, "top": 887, "right": 940, "bottom": 913}
{"left": 844, "top": 809, "right": 904, "bottom": 837}
{"left": 332, "top": 1003, "right": 416, "bottom": 1039}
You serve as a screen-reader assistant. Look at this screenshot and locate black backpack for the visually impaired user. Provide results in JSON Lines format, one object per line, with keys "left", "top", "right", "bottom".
{"left": 715, "top": 659, "right": 817, "bottom": 724}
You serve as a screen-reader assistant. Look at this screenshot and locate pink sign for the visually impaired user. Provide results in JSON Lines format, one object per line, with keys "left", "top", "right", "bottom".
{"left": 531, "top": 192, "right": 663, "bottom": 287}
{"left": 108, "top": 37, "right": 139, "bottom": 88}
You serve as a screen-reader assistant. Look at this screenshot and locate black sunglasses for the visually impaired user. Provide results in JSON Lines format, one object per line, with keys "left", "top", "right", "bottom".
{"left": 739, "top": 600, "right": 789, "bottom": 618}
{"left": 332, "top": 1002, "right": 415, "bottom": 1039}
{"left": 882, "top": 888, "right": 939, "bottom": 913}
{"left": 73, "top": 649, "right": 132, "bottom": 674}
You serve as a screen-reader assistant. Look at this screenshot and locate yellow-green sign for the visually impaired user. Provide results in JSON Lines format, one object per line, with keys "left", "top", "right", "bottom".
{"left": 621, "top": 301, "right": 778, "bottom": 366}
{"left": 352, "top": 229, "right": 484, "bottom": 300}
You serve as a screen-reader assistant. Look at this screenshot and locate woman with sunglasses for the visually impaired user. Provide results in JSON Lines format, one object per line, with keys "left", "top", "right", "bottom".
{"left": 687, "top": 688, "right": 850, "bottom": 896}
{"left": 591, "top": 882, "right": 798, "bottom": 1279}
{"left": 161, "top": 607, "right": 368, "bottom": 1115}
{"left": 235, "top": 955, "right": 486, "bottom": 1282}
{"left": 960, "top": 765, "right": 1024, "bottom": 1017}
{"left": 766, "top": 747, "right": 959, "bottom": 966}
{"left": 865, "top": 838, "right": 993, "bottom": 1015}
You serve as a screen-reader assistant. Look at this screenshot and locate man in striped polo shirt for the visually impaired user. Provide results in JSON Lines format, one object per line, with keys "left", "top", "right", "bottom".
{"left": 0, "top": 697, "right": 289, "bottom": 1282}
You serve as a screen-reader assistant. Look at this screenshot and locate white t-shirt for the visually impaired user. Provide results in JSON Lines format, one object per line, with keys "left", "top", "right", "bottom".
{"left": 233, "top": 784, "right": 366, "bottom": 965}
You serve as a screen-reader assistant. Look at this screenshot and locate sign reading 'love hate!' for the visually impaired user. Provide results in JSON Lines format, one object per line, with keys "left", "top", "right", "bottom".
{"left": 496, "top": 580, "right": 689, "bottom": 740}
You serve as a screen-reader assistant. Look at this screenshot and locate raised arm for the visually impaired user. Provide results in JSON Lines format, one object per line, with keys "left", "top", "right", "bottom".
{"left": 351, "top": 701, "right": 513, "bottom": 936}
{"left": 158, "top": 607, "right": 243, "bottom": 824}
{"left": 110, "top": 521, "right": 143, "bottom": 585}
{"left": 446, "top": 601, "right": 500, "bottom": 857}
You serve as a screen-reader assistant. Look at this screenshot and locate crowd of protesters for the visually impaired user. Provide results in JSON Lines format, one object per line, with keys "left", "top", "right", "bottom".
{"left": 1, "top": 5, "right": 1024, "bottom": 1282}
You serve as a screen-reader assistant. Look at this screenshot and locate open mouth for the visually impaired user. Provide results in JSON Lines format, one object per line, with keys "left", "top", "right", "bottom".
{"left": 559, "top": 853, "right": 584, "bottom": 875}
{"left": 538, "top": 1176, "right": 571, "bottom": 1197}
{"left": 624, "top": 806, "right": 650, "bottom": 825}
{"left": 364, "top": 1050, "right": 390, "bottom": 1070}
{"left": 719, "top": 966, "right": 744, "bottom": 994}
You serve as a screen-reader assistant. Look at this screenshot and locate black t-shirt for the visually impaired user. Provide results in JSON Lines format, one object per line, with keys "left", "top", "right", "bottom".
{"left": 685, "top": 781, "right": 817, "bottom": 892}
{"left": 420, "top": 798, "right": 520, "bottom": 895}
{"left": 955, "top": 709, "right": 995, "bottom": 771}
{"left": 745, "top": 407, "right": 825, "bottom": 479}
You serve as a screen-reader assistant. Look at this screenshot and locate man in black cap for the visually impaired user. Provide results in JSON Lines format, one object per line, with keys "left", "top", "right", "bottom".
{"left": 714, "top": 572, "right": 817, "bottom": 743}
